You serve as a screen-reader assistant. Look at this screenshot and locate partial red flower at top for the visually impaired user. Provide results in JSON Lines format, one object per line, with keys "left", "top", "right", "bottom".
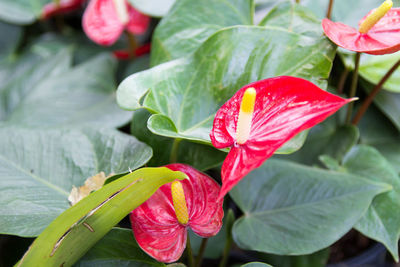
{"left": 210, "top": 76, "right": 354, "bottom": 199}
{"left": 130, "top": 164, "right": 223, "bottom": 263}
{"left": 42, "top": 0, "right": 86, "bottom": 19}
{"left": 322, "top": 0, "right": 400, "bottom": 55}
{"left": 82, "top": 0, "right": 150, "bottom": 46}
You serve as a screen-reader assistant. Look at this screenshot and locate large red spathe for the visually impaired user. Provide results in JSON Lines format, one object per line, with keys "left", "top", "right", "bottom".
{"left": 130, "top": 164, "right": 223, "bottom": 263}
{"left": 210, "top": 76, "right": 353, "bottom": 199}
{"left": 322, "top": 8, "right": 400, "bottom": 55}
{"left": 82, "top": 0, "right": 149, "bottom": 46}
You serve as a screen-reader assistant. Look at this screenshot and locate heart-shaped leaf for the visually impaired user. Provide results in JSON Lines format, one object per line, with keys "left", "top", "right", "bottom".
{"left": 17, "top": 167, "right": 186, "bottom": 267}
{"left": 150, "top": 0, "right": 253, "bottom": 66}
{"left": 76, "top": 228, "right": 165, "bottom": 267}
{"left": 342, "top": 145, "right": 400, "bottom": 261}
{"left": 118, "top": 25, "right": 335, "bottom": 146}
{"left": 127, "top": 0, "right": 175, "bottom": 18}
{"left": 1, "top": 52, "right": 132, "bottom": 128}
{"left": 230, "top": 159, "right": 390, "bottom": 255}
{"left": 0, "top": 0, "right": 50, "bottom": 25}
{"left": 0, "top": 126, "right": 152, "bottom": 237}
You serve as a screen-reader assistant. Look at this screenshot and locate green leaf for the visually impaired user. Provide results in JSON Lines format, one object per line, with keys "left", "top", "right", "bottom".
{"left": 128, "top": 0, "right": 175, "bottom": 17}
{"left": 359, "top": 51, "right": 400, "bottom": 93}
{"left": 1, "top": 53, "right": 132, "bottom": 128}
{"left": 17, "top": 167, "right": 186, "bottom": 267}
{"left": 255, "top": 248, "right": 329, "bottom": 267}
{"left": 0, "top": 126, "right": 152, "bottom": 237}
{"left": 342, "top": 145, "right": 400, "bottom": 261}
{"left": 241, "top": 263, "right": 273, "bottom": 267}
{"left": 0, "top": 21, "right": 21, "bottom": 60}
{"left": 118, "top": 25, "right": 335, "bottom": 146}
{"left": 230, "top": 159, "right": 390, "bottom": 255}
{"left": 358, "top": 106, "right": 400, "bottom": 173}
{"left": 150, "top": 0, "right": 253, "bottom": 65}
{"left": 75, "top": 228, "right": 164, "bottom": 267}
{"left": 131, "top": 109, "right": 226, "bottom": 171}
{"left": 0, "top": 0, "right": 49, "bottom": 25}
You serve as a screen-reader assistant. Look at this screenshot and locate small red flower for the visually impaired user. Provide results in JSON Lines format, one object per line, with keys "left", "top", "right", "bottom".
{"left": 210, "top": 76, "right": 354, "bottom": 199}
{"left": 42, "top": 0, "right": 85, "bottom": 19}
{"left": 130, "top": 164, "right": 223, "bottom": 263}
{"left": 322, "top": 0, "right": 400, "bottom": 55}
{"left": 82, "top": 0, "right": 150, "bottom": 46}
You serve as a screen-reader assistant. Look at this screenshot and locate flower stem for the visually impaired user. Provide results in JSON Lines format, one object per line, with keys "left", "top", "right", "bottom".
{"left": 170, "top": 138, "right": 181, "bottom": 163}
{"left": 352, "top": 57, "right": 400, "bottom": 125}
{"left": 126, "top": 32, "right": 138, "bottom": 58}
{"left": 345, "top": 52, "right": 361, "bottom": 124}
{"left": 219, "top": 210, "right": 235, "bottom": 267}
{"left": 295, "top": 0, "right": 300, "bottom": 3}
{"left": 186, "top": 235, "right": 195, "bottom": 267}
{"left": 326, "top": 0, "right": 334, "bottom": 19}
{"left": 337, "top": 68, "right": 349, "bottom": 94}
{"left": 195, "top": 238, "right": 208, "bottom": 267}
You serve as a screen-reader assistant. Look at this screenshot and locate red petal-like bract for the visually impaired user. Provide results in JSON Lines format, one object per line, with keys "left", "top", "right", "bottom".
{"left": 322, "top": 8, "right": 400, "bottom": 55}
{"left": 42, "top": 0, "right": 85, "bottom": 19}
{"left": 130, "top": 164, "right": 223, "bottom": 263}
{"left": 82, "top": 0, "right": 149, "bottom": 46}
{"left": 210, "top": 76, "right": 353, "bottom": 199}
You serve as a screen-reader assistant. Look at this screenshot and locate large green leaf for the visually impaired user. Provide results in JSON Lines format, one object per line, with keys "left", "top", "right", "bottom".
{"left": 1, "top": 52, "right": 132, "bottom": 128}
{"left": 256, "top": 249, "right": 330, "bottom": 267}
{"left": 342, "top": 145, "right": 400, "bottom": 261}
{"left": 128, "top": 0, "right": 175, "bottom": 17}
{"left": 0, "top": 21, "right": 21, "bottom": 60}
{"left": 0, "top": 0, "right": 50, "bottom": 25}
{"left": 0, "top": 126, "right": 152, "bottom": 237}
{"left": 131, "top": 109, "right": 226, "bottom": 170}
{"left": 358, "top": 106, "right": 400, "bottom": 173}
{"left": 230, "top": 159, "right": 390, "bottom": 255}
{"left": 17, "top": 167, "right": 186, "bottom": 267}
{"left": 150, "top": 0, "right": 253, "bottom": 66}
{"left": 359, "top": 51, "right": 400, "bottom": 93}
{"left": 118, "top": 26, "right": 335, "bottom": 146}
{"left": 75, "top": 228, "right": 164, "bottom": 267}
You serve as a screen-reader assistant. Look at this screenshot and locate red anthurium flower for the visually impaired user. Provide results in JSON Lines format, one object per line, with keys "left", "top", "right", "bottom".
{"left": 130, "top": 164, "right": 223, "bottom": 263}
{"left": 322, "top": 0, "right": 400, "bottom": 55}
{"left": 82, "top": 0, "right": 150, "bottom": 46}
{"left": 210, "top": 76, "right": 354, "bottom": 199}
{"left": 42, "top": 0, "right": 85, "bottom": 19}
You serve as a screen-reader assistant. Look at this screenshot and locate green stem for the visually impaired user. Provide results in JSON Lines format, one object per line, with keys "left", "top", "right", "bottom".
{"left": 195, "top": 238, "right": 208, "bottom": 267}
{"left": 219, "top": 210, "right": 235, "bottom": 267}
{"left": 126, "top": 32, "right": 138, "bottom": 58}
{"left": 337, "top": 68, "right": 349, "bottom": 94}
{"left": 169, "top": 138, "right": 181, "bottom": 163}
{"left": 345, "top": 52, "right": 361, "bottom": 124}
{"left": 326, "top": 0, "right": 334, "bottom": 19}
{"left": 186, "top": 235, "right": 195, "bottom": 267}
{"left": 352, "top": 57, "right": 400, "bottom": 125}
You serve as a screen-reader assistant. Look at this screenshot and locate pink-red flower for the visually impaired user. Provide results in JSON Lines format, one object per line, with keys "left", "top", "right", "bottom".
{"left": 130, "top": 164, "right": 223, "bottom": 263}
{"left": 82, "top": 0, "right": 150, "bottom": 46}
{"left": 42, "top": 0, "right": 85, "bottom": 19}
{"left": 322, "top": 1, "right": 400, "bottom": 55}
{"left": 210, "top": 76, "right": 354, "bottom": 199}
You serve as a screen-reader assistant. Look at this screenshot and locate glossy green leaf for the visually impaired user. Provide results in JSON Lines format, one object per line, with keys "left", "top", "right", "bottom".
{"left": 131, "top": 109, "right": 225, "bottom": 171}
{"left": 0, "top": 126, "right": 152, "bottom": 237}
{"left": 75, "top": 228, "right": 164, "bottom": 267}
{"left": 256, "top": 248, "right": 329, "bottom": 267}
{"left": 150, "top": 0, "right": 253, "bottom": 65}
{"left": 1, "top": 53, "right": 132, "bottom": 128}
{"left": 358, "top": 106, "right": 400, "bottom": 173}
{"left": 118, "top": 25, "right": 335, "bottom": 146}
{"left": 128, "top": 0, "right": 175, "bottom": 17}
{"left": 0, "top": 0, "right": 50, "bottom": 25}
{"left": 17, "top": 167, "right": 186, "bottom": 267}
{"left": 342, "top": 145, "right": 400, "bottom": 261}
{"left": 230, "top": 159, "right": 390, "bottom": 255}
{"left": 359, "top": 51, "right": 400, "bottom": 93}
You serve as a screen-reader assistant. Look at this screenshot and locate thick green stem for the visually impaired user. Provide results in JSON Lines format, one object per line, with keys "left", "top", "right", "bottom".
{"left": 219, "top": 210, "right": 235, "bottom": 267}
{"left": 326, "top": 0, "right": 334, "bottom": 19}
{"left": 345, "top": 52, "right": 361, "bottom": 124}
{"left": 352, "top": 57, "right": 400, "bottom": 125}
{"left": 186, "top": 235, "right": 195, "bottom": 267}
{"left": 195, "top": 238, "right": 208, "bottom": 267}
{"left": 169, "top": 138, "right": 182, "bottom": 163}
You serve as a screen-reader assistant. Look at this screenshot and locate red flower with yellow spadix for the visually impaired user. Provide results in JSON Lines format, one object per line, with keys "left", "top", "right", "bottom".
{"left": 82, "top": 0, "right": 150, "bottom": 46}
{"left": 210, "top": 76, "right": 355, "bottom": 199}
{"left": 130, "top": 164, "right": 223, "bottom": 263}
{"left": 322, "top": 0, "right": 400, "bottom": 55}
